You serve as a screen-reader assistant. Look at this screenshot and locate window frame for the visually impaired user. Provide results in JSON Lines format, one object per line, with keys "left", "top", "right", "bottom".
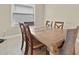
{"left": 11, "top": 4, "right": 35, "bottom": 27}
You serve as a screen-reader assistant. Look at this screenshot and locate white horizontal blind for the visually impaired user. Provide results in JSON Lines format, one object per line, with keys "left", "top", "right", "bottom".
{"left": 12, "top": 4, "right": 35, "bottom": 26}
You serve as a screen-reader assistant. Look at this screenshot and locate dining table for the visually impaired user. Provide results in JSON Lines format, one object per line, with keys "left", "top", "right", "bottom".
{"left": 30, "top": 27, "right": 66, "bottom": 54}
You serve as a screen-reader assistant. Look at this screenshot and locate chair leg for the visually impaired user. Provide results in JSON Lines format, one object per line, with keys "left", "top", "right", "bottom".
{"left": 21, "top": 39, "right": 24, "bottom": 50}
{"left": 73, "top": 48, "right": 75, "bottom": 55}
{"left": 46, "top": 46, "right": 49, "bottom": 55}
{"left": 31, "top": 47, "right": 33, "bottom": 55}
{"left": 24, "top": 43, "right": 28, "bottom": 55}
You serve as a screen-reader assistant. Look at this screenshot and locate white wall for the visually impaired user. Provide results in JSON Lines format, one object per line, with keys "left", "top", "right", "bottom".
{"left": 35, "top": 4, "right": 45, "bottom": 27}
{"left": 45, "top": 4, "right": 79, "bottom": 28}
{"left": 0, "top": 4, "right": 20, "bottom": 37}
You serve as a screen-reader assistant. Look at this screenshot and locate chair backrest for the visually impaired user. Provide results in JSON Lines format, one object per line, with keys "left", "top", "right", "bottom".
{"left": 24, "top": 23, "right": 33, "bottom": 47}
{"left": 76, "top": 26, "right": 79, "bottom": 39}
{"left": 61, "top": 27, "right": 78, "bottom": 55}
{"left": 45, "top": 20, "right": 53, "bottom": 29}
{"left": 54, "top": 21, "right": 64, "bottom": 29}
{"left": 46, "top": 20, "right": 50, "bottom": 28}
{"left": 19, "top": 23, "right": 26, "bottom": 41}
{"left": 24, "top": 22, "right": 34, "bottom": 26}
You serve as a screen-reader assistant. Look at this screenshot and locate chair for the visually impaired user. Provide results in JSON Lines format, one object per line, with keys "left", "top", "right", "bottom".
{"left": 54, "top": 21, "right": 64, "bottom": 29}
{"left": 60, "top": 27, "right": 78, "bottom": 55}
{"left": 19, "top": 23, "right": 28, "bottom": 54}
{"left": 54, "top": 21, "right": 64, "bottom": 48}
{"left": 75, "top": 26, "right": 79, "bottom": 54}
{"left": 45, "top": 20, "right": 53, "bottom": 29}
{"left": 46, "top": 20, "right": 50, "bottom": 28}
{"left": 24, "top": 23, "right": 48, "bottom": 55}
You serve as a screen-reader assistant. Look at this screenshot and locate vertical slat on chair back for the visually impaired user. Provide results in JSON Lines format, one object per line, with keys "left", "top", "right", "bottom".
{"left": 54, "top": 21, "right": 64, "bottom": 29}
{"left": 24, "top": 23, "right": 33, "bottom": 47}
{"left": 61, "top": 27, "right": 78, "bottom": 55}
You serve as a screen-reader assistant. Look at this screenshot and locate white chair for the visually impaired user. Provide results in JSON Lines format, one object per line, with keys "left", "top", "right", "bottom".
{"left": 45, "top": 20, "right": 53, "bottom": 29}
{"left": 54, "top": 21, "right": 64, "bottom": 29}
{"left": 75, "top": 26, "right": 79, "bottom": 54}
{"left": 60, "top": 27, "right": 78, "bottom": 55}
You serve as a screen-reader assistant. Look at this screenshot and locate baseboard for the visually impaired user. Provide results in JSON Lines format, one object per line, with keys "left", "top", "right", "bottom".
{"left": 0, "top": 34, "right": 21, "bottom": 39}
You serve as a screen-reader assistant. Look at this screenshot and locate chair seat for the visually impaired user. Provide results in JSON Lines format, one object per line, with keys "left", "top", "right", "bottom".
{"left": 33, "top": 39, "right": 44, "bottom": 49}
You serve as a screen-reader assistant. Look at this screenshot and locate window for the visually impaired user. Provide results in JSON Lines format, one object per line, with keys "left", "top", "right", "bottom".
{"left": 11, "top": 4, "right": 35, "bottom": 26}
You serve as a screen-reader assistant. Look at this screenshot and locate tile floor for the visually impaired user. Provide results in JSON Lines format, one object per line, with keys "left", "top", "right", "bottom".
{"left": 0, "top": 35, "right": 46, "bottom": 55}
